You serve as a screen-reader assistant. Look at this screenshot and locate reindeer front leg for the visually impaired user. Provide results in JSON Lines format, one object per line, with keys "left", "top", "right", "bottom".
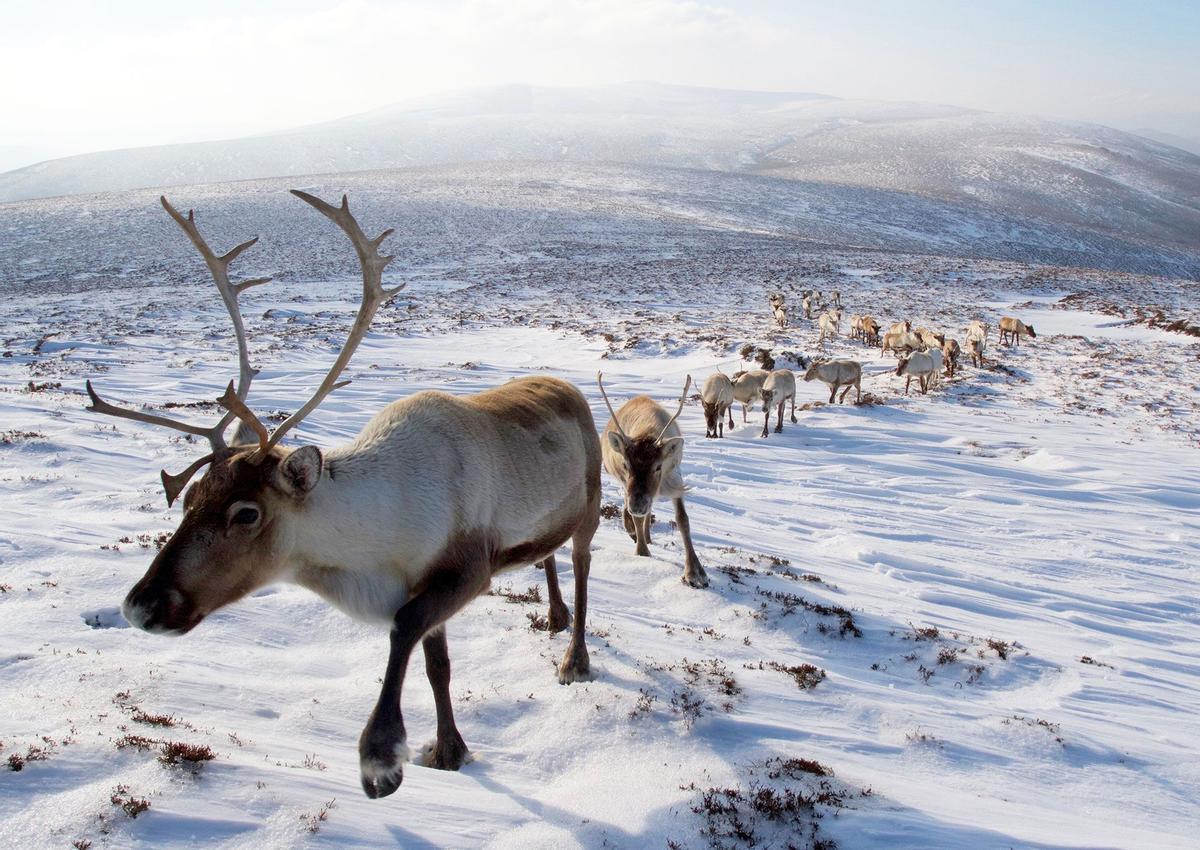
{"left": 674, "top": 498, "right": 709, "bottom": 588}
{"left": 634, "top": 512, "right": 652, "bottom": 555}
{"left": 359, "top": 564, "right": 485, "bottom": 798}
{"left": 359, "top": 621, "right": 419, "bottom": 799}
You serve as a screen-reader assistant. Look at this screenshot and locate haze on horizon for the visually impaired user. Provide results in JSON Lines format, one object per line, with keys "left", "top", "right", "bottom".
{"left": 2, "top": 0, "right": 1198, "bottom": 173}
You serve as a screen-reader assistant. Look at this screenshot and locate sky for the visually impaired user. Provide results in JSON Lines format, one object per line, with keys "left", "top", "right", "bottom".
{"left": 1, "top": 0, "right": 1197, "bottom": 172}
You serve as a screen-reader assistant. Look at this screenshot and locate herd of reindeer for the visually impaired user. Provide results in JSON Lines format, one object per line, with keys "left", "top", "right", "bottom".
{"left": 81, "top": 192, "right": 1038, "bottom": 799}
{"left": 720, "top": 288, "right": 1040, "bottom": 436}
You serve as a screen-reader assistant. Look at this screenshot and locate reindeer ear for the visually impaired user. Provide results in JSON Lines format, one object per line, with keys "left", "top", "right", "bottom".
{"left": 605, "top": 430, "right": 627, "bottom": 454}
{"left": 659, "top": 436, "right": 684, "bottom": 461}
{"left": 279, "top": 445, "right": 323, "bottom": 496}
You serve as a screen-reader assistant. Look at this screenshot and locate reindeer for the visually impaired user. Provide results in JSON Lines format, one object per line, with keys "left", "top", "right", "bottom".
{"left": 731, "top": 369, "right": 770, "bottom": 422}
{"left": 598, "top": 374, "right": 708, "bottom": 589}
{"left": 999, "top": 317, "right": 1036, "bottom": 347}
{"left": 85, "top": 192, "right": 600, "bottom": 799}
{"left": 700, "top": 372, "right": 735, "bottom": 438}
{"left": 760, "top": 369, "right": 798, "bottom": 437}
{"left": 818, "top": 309, "right": 841, "bottom": 344}
{"left": 860, "top": 316, "right": 881, "bottom": 347}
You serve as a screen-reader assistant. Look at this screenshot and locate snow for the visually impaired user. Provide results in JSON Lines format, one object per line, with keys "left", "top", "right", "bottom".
{"left": 1, "top": 184, "right": 1199, "bottom": 849}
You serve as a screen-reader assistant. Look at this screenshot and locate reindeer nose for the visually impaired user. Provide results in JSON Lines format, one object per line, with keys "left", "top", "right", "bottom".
{"left": 629, "top": 496, "right": 652, "bottom": 517}
{"left": 122, "top": 584, "right": 189, "bottom": 634}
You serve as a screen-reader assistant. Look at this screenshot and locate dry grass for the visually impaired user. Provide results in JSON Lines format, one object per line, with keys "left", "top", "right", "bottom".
{"left": 110, "top": 785, "right": 151, "bottom": 819}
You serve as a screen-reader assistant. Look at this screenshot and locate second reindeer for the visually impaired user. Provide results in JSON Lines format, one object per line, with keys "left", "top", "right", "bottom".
{"left": 597, "top": 373, "right": 709, "bottom": 588}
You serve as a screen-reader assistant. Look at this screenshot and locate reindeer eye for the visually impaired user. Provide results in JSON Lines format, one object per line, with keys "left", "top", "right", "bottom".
{"left": 227, "top": 502, "right": 260, "bottom": 526}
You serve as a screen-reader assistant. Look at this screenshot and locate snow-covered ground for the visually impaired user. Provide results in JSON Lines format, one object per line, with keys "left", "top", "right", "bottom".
{"left": 1, "top": 192, "right": 1199, "bottom": 849}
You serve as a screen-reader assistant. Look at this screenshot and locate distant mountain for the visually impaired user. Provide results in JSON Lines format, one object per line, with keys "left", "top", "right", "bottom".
{"left": 1130, "top": 128, "right": 1200, "bottom": 157}
{"left": 2, "top": 82, "right": 1198, "bottom": 278}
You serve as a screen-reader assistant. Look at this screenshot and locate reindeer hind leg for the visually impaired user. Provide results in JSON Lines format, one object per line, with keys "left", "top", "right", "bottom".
{"left": 674, "top": 497, "right": 708, "bottom": 588}
{"left": 420, "top": 628, "right": 469, "bottom": 771}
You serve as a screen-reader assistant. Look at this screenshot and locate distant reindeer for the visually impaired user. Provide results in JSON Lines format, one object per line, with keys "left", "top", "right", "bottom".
{"left": 942, "top": 338, "right": 961, "bottom": 378}
{"left": 768, "top": 293, "right": 788, "bottom": 328}
{"left": 818, "top": 309, "right": 842, "bottom": 344}
{"left": 804, "top": 359, "right": 862, "bottom": 404}
{"left": 86, "top": 192, "right": 601, "bottom": 799}
{"left": 896, "top": 348, "right": 943, "bottom": 394}
{"left": 759, "top": 369, "right": 798, "bottom": 437}
{"left": 966, "top": 333, "right": 986, "bottom": 368}
{"left": 999, "top": 317, "right": 1036, "bottom": 347}
{"left": 859, "top": 316, "right": 881, "bottom": 347}
{"left": 598, "top": 374, "right": 708, "bottom": 588}
{"left": 701, "top": 372, "right": 735, "bottom": 438}
{"left": 731, "top": 369, "right": 770, "bottom": 422}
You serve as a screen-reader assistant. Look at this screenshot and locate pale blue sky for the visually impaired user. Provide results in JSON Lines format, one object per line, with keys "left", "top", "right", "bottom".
{"left": 2, "top": 0, "right": 1196, "bottom": 171}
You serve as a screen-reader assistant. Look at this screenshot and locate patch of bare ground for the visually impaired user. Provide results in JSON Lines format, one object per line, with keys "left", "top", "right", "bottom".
{"left": 753, "top": 588, "right": 861, "bottom": 637}
{"left": 870, "top": 624, "right": 1017, "bottom": 685}
{"left": 674, "top": 755, "right": 871, "bottom": 850}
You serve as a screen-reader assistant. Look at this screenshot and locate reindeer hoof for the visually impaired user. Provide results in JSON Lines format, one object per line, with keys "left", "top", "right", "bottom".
{"left": 422, "top": 732, "right": 470, "bottom": 772}
{"left": 359, "top": 738, "right": 410, "bottom": 799}
{"left": 547, "top": 604, "right": 571, "bottom": 633}
{"left": 683, "top": 567, "right": 709, "bottom": 588}
{"left": 558, "top": 648, "right": 592, "bottom": 684}
{"left": 635, "top": 545, "right": 651, "bottom": 557}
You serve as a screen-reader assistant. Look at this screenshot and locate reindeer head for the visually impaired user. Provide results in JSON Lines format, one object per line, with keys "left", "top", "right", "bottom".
{"left": 598, "top": 374, "right": 689, "bottom": 518}
{"left": 123, "top": 445, "right": 323, "bottom": 633}
{"left": 802, "top": 361, "right": 823, "bottom": 382}
{"left": 605, "top": 433, "right": 682, "bottom": 517}
{"left": 1026, "top": 324, "right": 1036, "bottom": 338}
{"left": 895, "top": 354, "right": 912, "bottom": 376}
{"left": 87, "top": 192, "right": 402, "bottom": 635}
{"left": 701, "top": 399, "right": 723, "bottom": 438}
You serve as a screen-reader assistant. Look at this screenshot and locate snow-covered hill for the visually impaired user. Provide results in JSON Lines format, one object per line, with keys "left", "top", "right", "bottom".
{"left": 2, "top": 83, "right": 1198, "bottom": 279}
{"left": 3, "top": 162, "right": 1199, "bottom": 293}
{"left": 1, "top": 183, "right": 1198, "bottom": 847}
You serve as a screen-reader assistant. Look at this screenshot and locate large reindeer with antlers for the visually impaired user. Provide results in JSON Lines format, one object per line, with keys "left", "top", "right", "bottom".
{"left": 86, "top": 191, "right": 601, "bottom": 799}
{"left": 597, "top": 373, "right": 708, "bottom": 588}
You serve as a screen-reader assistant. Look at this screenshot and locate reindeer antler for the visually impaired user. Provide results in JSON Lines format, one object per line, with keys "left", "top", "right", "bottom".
{"left": 596, "top": 372, "right": 630, "bottom": 439}
{"left": 89, "top": 191, "right": 402, "bottom": 500}
{"left": 86, "top": 196, "right": 269, "bottom": 503}
{"left": 225, "top": 191, "right": 404, "bottom": 459}
{"left": 657, "top": 375, "right": 692, "bottom": 441}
